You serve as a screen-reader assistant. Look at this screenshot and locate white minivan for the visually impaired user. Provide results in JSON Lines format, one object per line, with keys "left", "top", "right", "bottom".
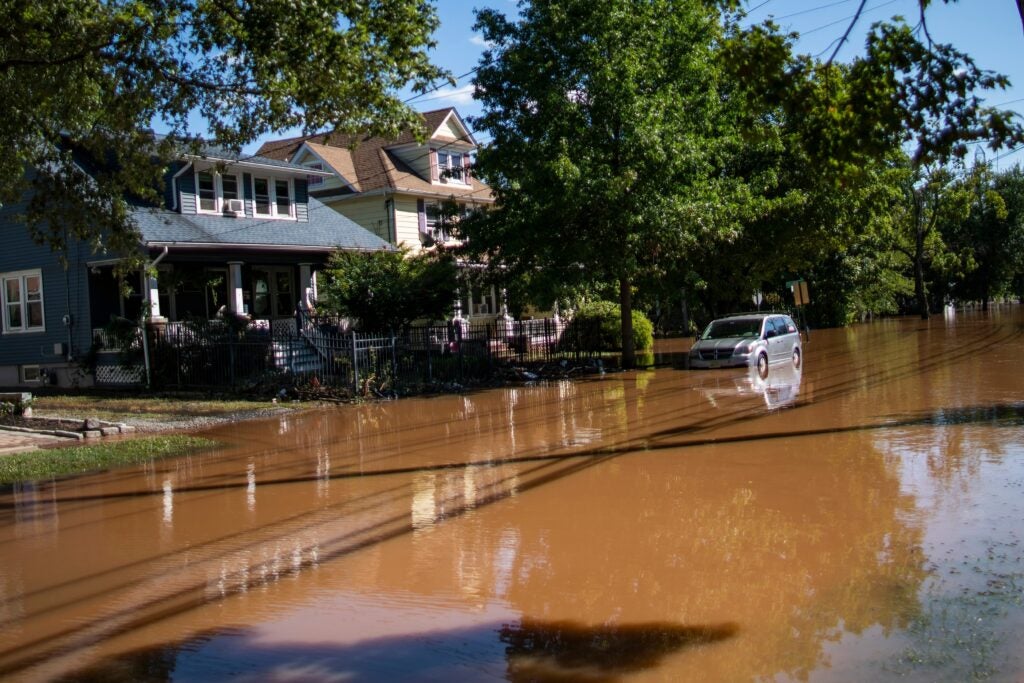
{"left": 689, "top": 313, "right": 802, "bottom": 378}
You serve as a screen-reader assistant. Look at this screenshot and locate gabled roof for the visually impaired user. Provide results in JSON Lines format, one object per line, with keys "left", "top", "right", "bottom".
{"left": 157, "top": 134, "right": 332, "bottom": 177}
{"left": 256, "top": 108, "right": 492, "bottom": 202}
{"left": 130, "top": 196, "right": 392, "bottom": 251}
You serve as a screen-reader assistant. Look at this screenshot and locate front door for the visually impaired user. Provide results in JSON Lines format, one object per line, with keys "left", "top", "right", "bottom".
{"left": 251, "top": 267, "right": 295, "bottom": 319}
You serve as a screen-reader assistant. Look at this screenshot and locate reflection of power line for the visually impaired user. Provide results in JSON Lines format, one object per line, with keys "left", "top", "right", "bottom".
{"left": 0, "top": 453, "right": 609, "bottom": 678}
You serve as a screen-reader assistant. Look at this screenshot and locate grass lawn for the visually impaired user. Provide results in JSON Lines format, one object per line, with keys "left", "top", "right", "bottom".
{"left": 30, "top": 393, "right": 293, "bottom": 423}
{"left": 0, "top": 435, "right": 218, "bottom": 484}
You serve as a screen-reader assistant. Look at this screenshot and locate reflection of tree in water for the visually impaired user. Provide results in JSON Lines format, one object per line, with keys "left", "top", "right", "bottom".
{"left": 875, "top": 403, "right": 1024, "bottom": 493}
{"left": 500, "top": 619, "right": 738, "bottom": 682}
{"left": 486, "top": 433, "right": 928, "bottom": 681}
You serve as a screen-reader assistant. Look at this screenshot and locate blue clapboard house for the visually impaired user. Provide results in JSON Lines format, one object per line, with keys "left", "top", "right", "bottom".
{"left": 0, "top": 142, "right": 391, "bottom": 388}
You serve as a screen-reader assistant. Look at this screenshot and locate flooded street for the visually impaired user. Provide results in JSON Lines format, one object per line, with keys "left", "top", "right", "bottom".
{"left": 1, "top": 308, "right": 1023, "bottom": 682}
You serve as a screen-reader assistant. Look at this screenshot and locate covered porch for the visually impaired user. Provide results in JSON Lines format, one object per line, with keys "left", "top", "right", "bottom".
{"left": 88, "top": 252, "right": 322, "bottom": 337}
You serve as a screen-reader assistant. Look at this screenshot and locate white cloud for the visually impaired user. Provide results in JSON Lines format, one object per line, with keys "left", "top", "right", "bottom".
{"left": 469, "top": 34, "right": 494, "bottom": 48}
{"left": 419, "top": 83, "right": 476, "bottom": 106}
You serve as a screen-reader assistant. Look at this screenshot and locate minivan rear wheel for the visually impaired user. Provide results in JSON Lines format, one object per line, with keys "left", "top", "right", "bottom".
{"left": 756, "top": 352, "right": 769, "bottom": 379}
{"left": 792, "top": 347, "right": 802, "bottom": 369}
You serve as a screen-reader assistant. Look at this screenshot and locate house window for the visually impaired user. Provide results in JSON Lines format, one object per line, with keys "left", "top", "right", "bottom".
{"left": 197, "top": 171, "right": 217, "bottom": 212}
{"left": 20, "top": 365, "right": 42, "bottom": 383}
{"left": 2, "top": 269, "right": 45, "bottom": 333}
{"left": 275, "top": 180, "right": 291, "bottom": 215}
{"left": 437, "top": 152, "right": 465, "bottom": 183}
{"left": 254, "top": 178, "right": 271, "bottom": 215}
{"left": 222, "top": 174, "right": 239, "bottom": 203}
{"left": 252, "top": 176, "right": 294, "bottom": 218}
{"left": 195, "top": 170, "right": 241, "bottom": 214}
{"left": 306, "top": 162, "right": 324, "bottom": 186}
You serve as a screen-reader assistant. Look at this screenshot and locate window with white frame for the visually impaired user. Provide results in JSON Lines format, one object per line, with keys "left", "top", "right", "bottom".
{"left": 20, "top": 365, "right": 42, "bottom": 383}
{"left": 305, "top": 162, "right": 324, "bottom": 186}
{"left": 195, "top": 170, "right": 242, "bottom": 215}
{"left": 2, "top": 269, "right": 45, "bottom": 333}
{"left": 437, "top": 151, "right": 465, "bottom": 184}
{"left": 252, "top": 176, "right": 294, "bottom": 218}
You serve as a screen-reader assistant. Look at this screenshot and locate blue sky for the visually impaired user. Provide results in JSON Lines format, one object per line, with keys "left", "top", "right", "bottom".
{"left": 374, "top": 0, "right": 1023, "bottom": 169}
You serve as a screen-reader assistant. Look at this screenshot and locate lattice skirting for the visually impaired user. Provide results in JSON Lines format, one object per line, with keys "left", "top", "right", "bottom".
{"left": 95, "top": 364, "right": 144, "bottom": 385}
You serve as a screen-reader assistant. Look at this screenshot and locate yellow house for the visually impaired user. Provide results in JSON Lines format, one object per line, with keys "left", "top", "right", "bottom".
{"left": 257, "top": 108, "right": 505, "bottom": 321}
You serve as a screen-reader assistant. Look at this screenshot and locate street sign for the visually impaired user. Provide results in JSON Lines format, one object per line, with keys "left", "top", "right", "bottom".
{"left": 788, "top": 279, "right": 810, "bottom": 306}
{"left": 752, "top": 290, "right": 763, "bottom": 309}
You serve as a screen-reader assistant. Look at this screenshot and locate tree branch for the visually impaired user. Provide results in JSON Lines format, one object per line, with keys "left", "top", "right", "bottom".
{"left": 826, "top": 0, "right": 868, "bottom": 67}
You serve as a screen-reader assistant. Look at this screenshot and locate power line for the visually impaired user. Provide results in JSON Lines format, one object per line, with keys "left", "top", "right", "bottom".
{"left": 773, "top": 0, "right": 858, "bottom": 21}
{"left": 404, "top": 67, "right": 480, "bottom": 105}
{"left": 799, "top": 0, "right": 904, "bottom": 37}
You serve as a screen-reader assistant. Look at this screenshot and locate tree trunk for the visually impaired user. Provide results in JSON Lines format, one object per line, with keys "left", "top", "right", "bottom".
{"left": 619, "top": 277, "right": 635, "bottom": 369}
{"left": 914, "top": 220, "right": 929, "bottom": 320}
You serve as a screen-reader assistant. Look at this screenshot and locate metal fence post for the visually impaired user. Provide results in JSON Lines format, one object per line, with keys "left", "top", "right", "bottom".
{"left": 351, "top": 330, "right": 359, "bottom": 394}
{"left": 456, "top": 324, "right": 464, "bottom": 382}
{"left": 426, "top": 328, "right": 433, "bottom": 383}
{"left": 390, "top": 332, "right": 398, "bottom": 390}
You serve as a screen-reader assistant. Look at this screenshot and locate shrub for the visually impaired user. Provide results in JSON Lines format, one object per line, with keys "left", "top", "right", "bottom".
{"left": 561, "top": 301, "right": 654, "bottom": 352}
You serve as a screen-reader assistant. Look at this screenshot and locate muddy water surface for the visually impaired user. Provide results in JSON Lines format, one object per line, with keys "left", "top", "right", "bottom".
{"left": 1, "top": 309, "right": 1023, "bottom": 681}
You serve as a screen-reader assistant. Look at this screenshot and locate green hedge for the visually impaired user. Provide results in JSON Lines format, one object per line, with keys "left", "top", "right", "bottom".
{"left": 561, "top": 301, "right": 654, "bottom": 352}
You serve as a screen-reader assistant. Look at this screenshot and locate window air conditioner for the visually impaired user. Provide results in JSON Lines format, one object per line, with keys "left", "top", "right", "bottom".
{"left": 225, "top": 199, "right": 244, "bottom": 214}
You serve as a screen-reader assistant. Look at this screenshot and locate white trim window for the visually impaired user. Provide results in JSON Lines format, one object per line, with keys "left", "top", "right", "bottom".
{"left": 437, "top": 151, "right": 465, "bottom": 184}
{"left": 20, "top": 365, "right": 43, "bottom": 383}
{"left": 195, "top": 170, "right": 242, "bottom": 215}
{"left": 305, "top": 162, "right": 324, "bottom": 186}
{"left": 252, "top": 176, "right": 295, "bottom": 218}
{"left": 2, "top": 269, "right": 45, "bottom": 334}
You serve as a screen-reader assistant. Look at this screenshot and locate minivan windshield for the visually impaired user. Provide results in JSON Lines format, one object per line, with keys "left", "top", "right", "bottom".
{"left": 702, "top": 319, "right": 762, "bottom": 340}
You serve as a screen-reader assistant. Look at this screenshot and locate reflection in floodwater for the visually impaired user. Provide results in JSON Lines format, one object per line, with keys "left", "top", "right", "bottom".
{"left": 500, "top": 619, "right": 739, "bottom": 681}
{"left": 1, "top": 309, "right": 1024, "bottom": 681}
{"left": 692, "top": 359, "right": 802, "bottom": 410}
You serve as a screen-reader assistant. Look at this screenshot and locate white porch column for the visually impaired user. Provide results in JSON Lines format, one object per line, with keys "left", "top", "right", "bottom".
{"left": 499, "top": 287, "right": 512, "bottom": 337}
{"left": 143, "top": 268, "right": 164, "bottom": 321}
{"left": 228, "top": 261, "right": 245, "bottom": 314}
{"left": 299, "top": 263, "right": 314, "bottom": 310}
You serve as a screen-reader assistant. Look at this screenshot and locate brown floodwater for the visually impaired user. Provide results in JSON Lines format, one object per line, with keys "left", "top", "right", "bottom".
{"left": 2, "top": 307, "right": 1023, "bottom": 682}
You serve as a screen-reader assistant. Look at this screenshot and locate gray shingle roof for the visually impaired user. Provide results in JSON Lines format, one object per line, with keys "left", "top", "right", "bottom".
{"left": 131, "top": 196, "right": 392, "bottom": 251}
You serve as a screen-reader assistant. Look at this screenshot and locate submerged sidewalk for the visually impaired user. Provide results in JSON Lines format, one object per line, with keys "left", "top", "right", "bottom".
{"left": 0, "top": 429, "right": 64, "bottom": 455}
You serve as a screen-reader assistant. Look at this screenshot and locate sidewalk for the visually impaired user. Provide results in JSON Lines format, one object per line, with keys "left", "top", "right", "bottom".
{"left": 0, "top": 429, "right": 65, "bottom": 455}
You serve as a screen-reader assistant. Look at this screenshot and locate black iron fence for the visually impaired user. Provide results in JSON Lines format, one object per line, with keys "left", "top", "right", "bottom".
{"left": 96, "top": 313, "right": 611, "bottom": 393}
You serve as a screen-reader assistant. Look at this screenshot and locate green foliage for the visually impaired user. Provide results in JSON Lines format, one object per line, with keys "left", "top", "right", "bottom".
{"left": 940, "top": 164, "right": 1024, "bottom": 307}
{"left": 319, "top": 246, "right": 459, "bottom": 332}
{"left": 561, "top": 301, "right": 653, "bottom": 352}
{"left": 0, "top": 0, "right": 448, "bottom": 269}
{"left": 466, "top": 0, "right": 752, "bottom": 365}
{"left": 0, "top": 436, "right": 216, "bottom": 484}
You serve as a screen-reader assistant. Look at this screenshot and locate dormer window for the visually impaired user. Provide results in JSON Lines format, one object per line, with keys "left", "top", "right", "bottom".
{"left": 305, "top": 162, "right": 324, "bottom": 186}
{"left": 195, "top": 170, "right": 242, "bottom": 215}
{"left": 252, "top": 176, "right": 294, "bottom": 219}
{"left": 437, "top": 151, "right": 465, "bottom": 184}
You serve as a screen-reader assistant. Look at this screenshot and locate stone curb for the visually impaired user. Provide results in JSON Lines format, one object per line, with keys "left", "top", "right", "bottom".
{"left": 0, "top": 425, "right": 83, "bottom": 441}
{"left": 0, "top": 418, "right": 136, "bottom": 442}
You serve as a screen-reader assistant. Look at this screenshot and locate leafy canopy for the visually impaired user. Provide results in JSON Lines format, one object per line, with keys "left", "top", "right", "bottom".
{"left": 0, "top": 0, "right": 448, "bottom": 264}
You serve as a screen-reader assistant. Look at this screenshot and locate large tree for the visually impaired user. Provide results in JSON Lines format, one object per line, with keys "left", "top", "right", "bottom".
{"left": 466, "top": 0, "right": 752, "bottom": 368}
{"left": 0, "top": 0, "right": 448, "bottom": 264}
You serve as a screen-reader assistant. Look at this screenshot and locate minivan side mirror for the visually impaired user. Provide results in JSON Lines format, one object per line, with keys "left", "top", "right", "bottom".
{"left": 765, "top": 329, "right": 777, "bottom": 339}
